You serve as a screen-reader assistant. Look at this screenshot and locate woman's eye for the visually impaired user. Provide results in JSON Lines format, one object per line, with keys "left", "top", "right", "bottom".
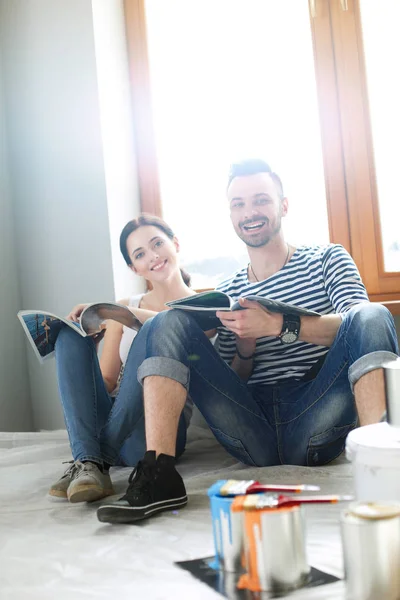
{"left": 135, "top": 252, "right": 144, "bottom": 260}
{"left": 154, "top": 240, "right": 164, "bottom": 248}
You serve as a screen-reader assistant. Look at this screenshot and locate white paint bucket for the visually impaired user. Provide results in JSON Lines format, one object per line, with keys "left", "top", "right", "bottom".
{"left": 346, "top": 423, "right": 400, "bottom": 501}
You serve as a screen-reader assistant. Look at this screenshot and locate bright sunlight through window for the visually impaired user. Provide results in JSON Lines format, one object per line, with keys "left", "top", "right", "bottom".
{"left": 145, "top": 0, "right": 330, "bottom": 287}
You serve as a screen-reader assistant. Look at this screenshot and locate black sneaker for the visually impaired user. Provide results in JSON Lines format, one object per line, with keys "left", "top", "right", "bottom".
{"left": 96, "top": 451, "right": 187, "bottom": 524}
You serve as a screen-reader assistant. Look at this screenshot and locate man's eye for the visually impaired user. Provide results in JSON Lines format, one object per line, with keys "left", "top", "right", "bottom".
{"left": 232, "top": 202, "right": 244, "bottom": 209}
{"left": 255, "top": 198, "right": 268, "bottom": 205}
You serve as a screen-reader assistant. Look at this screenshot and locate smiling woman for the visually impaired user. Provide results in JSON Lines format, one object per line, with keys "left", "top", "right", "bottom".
{"left": 48, "top": 213, "right": 197, "bottom": 504}
{"left": 119, "top": 214, "right": 191, "bottom": 291}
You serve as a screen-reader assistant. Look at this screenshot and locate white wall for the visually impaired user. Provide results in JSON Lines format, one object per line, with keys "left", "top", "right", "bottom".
{"left": 0, "top": 0, "right": 141, "bottom": 430}
{"left": 92, "top": 0, "right": 143, "bottom": 300}
{"left": 0, "top": 45, "right": 33, "bottom": 431}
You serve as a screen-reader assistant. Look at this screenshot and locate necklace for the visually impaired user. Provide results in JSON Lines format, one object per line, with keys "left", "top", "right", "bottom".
{"left": 249, "top": 243, "right": 290, "bottom": 283}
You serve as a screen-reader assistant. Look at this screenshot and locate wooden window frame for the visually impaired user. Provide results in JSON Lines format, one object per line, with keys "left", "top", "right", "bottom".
{"left": 123, "top": 0, "right": 400, "bottom": 314}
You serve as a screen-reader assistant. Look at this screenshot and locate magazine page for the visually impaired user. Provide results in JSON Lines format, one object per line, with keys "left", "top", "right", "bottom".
{"left": 166, "top": 291, "right": 231, "bottom": 311}
{"left": 80, "top": 302, "right": 143, "bottom": 335}
{"left": 17, "top": 311, "right": 83, "bottom": 364}
{"left": 231, "top": 295, "right": 321, "bottom": 317}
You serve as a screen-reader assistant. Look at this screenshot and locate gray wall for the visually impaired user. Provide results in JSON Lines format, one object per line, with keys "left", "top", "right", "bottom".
{"left": 0, "top": 0, "right": 116, "bottom": 430}
{"left": 0, "top": 45, "right": 33, "bottom": 431}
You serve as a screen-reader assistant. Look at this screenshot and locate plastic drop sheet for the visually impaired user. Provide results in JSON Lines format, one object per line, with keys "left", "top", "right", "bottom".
{"left": 0, "top": 426, "right": 353, "bottom": 599}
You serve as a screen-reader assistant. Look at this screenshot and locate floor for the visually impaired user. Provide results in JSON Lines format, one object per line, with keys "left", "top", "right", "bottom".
{"left": 0, "top": 426, "right": 353, "bottom": 600}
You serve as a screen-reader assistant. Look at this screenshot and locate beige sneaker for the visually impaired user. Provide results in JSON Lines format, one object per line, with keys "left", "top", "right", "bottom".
{"left": 67, "top": 461, "right": 114, "bottom": 503}
{"left": 48, "top": 461, "right": 76, "bottom": 499}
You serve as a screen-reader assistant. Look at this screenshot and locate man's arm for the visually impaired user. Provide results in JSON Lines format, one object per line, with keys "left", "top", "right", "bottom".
{"left": 217, "top": 298, "right": 343, "bottom": 348}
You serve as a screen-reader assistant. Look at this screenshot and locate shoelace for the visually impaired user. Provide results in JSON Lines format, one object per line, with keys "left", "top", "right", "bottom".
{"left": 122, "top": 460, "right": 155, "bottom": 501}
{"left": 61, "top": 460, "right": 76, "bottom": 479}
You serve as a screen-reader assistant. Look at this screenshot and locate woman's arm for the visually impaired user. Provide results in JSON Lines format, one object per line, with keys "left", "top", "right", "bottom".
{"left": 99, "top": 320, "right": 124, "bottom": 394}
{"left": 98, "top": 297, "right": 130, "bottom": 393}
{"left": 230, "top": 337, "right": 256, "bottom": 380}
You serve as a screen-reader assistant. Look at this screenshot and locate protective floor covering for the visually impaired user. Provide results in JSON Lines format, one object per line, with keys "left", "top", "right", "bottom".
{"left": 0, "top": 427, "right": 353, "bottom": 600}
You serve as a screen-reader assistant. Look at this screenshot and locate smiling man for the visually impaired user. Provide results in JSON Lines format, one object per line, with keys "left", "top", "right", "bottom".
{"left": 97, "top": 159, "right": 399, "bottom": 525}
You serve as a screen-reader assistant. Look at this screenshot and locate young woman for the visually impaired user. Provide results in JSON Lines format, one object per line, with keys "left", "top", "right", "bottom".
{"left": 49, "top": 214, "right": 196, "bottom": 503}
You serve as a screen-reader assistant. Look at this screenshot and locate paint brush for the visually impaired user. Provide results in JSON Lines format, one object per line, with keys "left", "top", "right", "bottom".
{"left": 242, "top": 493, "right": 354, "bottom": 510}
{"left": 208, "top": 479, "right": 320, "bottom": 497}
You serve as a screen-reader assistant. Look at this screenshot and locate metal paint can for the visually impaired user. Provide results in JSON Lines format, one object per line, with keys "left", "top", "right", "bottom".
{"left": 341, "top": 501, "right": 400, "bottom": 600}
{"left": 208, "top": 491, "right": 244, "bottom": 572}
{"left": 233, "top": 495, "right": 310, "bottom": 593}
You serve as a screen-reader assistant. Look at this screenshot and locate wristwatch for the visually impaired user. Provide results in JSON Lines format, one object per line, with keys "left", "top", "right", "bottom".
{"left": 279, "top": 314, "right": 300, "bottom": 344}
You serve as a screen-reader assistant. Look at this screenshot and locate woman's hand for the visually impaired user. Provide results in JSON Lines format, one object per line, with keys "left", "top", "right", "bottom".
{"left": 66, "top": 303, "right": 89, "bottom": 322}
{"left": 92, "top": 324, "right": 107, "bottom": 348}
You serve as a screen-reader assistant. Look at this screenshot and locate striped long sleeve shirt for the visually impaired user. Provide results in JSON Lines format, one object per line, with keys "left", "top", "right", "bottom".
{"left": 215, "top": 244, "right": 369, "bottom": 386}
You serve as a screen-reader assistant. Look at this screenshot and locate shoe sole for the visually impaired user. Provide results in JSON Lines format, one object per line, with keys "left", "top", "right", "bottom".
{"left": 68, "top": 485, "right": 115, "bottom": 504}
{"left": 97, "top": 495, "right": 188, "bottom": 524}
{"left": 48, "top": 489, "right": 68, "bottom": 499}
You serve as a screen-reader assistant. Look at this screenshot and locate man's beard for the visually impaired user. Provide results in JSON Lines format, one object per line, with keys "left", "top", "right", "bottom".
{"left": 236, "top": 216, "right": 282, "bottom": 248}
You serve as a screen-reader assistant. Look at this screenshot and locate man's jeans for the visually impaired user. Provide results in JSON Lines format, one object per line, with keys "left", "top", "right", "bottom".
{"left": 137, "top": 303, "right": 398, "bottom": 467}
{"left": 55, "top": 321, "right": 187, "bottom": 466}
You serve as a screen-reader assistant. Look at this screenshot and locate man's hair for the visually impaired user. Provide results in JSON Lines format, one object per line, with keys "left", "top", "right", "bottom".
{"left": 227, "top": 159, "right": 284, "bottom": 199}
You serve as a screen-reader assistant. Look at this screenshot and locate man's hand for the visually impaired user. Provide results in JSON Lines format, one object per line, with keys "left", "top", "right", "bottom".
{"left": 66, "top": 303, "right": 89, "bottom": 322}
{"left": 216, "top": 297, "right": 283, "bottom": 339}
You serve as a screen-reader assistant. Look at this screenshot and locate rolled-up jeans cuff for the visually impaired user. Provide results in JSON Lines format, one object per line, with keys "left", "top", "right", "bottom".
{"left": 137, "top": 357, "right": 190, "bottom": 390}
{"left": 349, "top": 351, "right": 398, "bottom": 392}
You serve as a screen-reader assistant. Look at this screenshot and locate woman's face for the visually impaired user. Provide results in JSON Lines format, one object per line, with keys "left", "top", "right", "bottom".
{"left": 126, "top": 225, "right": 180, "bottom": 282}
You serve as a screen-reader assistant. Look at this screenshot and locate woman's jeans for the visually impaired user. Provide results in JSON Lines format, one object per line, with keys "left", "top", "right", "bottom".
{"left": 55, "top": 320, "right": 187, "bottom": 467}
{"left": 136, "top": 303, "right": 398, "bottom": 467}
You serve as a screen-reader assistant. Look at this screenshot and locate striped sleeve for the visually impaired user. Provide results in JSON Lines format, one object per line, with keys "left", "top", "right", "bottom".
{"left": 321, "top": 245, "right": 369, "bottom": 313}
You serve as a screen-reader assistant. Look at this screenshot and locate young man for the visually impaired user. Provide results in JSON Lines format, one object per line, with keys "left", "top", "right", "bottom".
{"left": 97, "top": 159, "right": 398, "bottom": 524}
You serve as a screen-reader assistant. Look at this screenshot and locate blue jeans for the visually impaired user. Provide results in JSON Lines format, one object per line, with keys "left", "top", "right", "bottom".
{"left": 55, "top": 320, "right": 187, "bottom": 467}
{"left": 137, "top": 303, "right": 398, "bottom": 467}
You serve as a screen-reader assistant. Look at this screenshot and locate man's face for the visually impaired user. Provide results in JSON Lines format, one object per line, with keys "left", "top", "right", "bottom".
{"left": 228, "top": 172, "right": 288, "bottom": 248}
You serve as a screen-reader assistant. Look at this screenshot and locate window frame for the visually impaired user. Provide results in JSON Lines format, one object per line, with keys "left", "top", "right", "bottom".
{"left": 123, "top": 0, "right": 400, "bottom": 313}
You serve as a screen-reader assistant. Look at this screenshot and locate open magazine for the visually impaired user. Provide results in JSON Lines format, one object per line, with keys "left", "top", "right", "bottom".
{"left": 166, "top": 291, "right": 321, "bottom": 329}
{"left": 18, "top": 302, "right": 143, "bottom": 364}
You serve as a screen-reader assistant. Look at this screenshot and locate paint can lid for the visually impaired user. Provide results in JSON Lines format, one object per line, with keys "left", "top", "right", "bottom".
{"left": 346, "top": 422, "right": 400, "bottom": 467}
{"left": 346, "top": 501, "right": 400, "bottom": 520}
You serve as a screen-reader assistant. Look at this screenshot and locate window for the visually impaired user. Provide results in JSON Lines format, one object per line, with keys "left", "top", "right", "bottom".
{"left": 124, "top": 0, "right": 400, "bottom": 310}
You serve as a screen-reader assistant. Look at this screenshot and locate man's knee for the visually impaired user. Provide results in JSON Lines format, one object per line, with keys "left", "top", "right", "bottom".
{"left": 150, "top": 309, "right": 201, "bottom": 341}
{"left": 345, "top": 302, "right": 392, "bottom": 326}
{"left": 344, "top": 302, "right": 397, "bottom": 348}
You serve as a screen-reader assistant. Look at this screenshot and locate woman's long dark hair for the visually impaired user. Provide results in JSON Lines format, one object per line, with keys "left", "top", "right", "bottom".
{"left": 119, "top": 214, "right": 191, "bottom": 286}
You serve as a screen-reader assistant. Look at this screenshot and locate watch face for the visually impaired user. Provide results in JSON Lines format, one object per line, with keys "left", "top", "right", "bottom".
{"left": 281, "top": 331, "right": 298, "bottom": 344}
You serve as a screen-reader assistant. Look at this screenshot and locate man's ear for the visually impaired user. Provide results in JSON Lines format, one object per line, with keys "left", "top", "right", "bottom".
{"left": 281, "top": 197, "right": 289, "bottom": 217}
{"left": 173, "top": 236, "right": 180, "bottom": 253}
